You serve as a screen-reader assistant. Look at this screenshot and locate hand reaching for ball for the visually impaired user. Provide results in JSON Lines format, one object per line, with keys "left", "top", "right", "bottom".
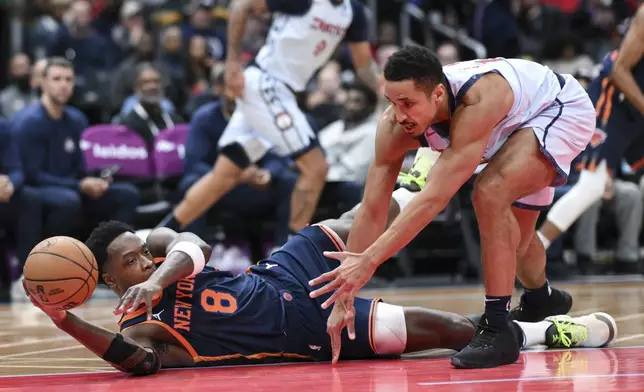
{"left": 22, "top": 279, "right": 67, "bottom": 325}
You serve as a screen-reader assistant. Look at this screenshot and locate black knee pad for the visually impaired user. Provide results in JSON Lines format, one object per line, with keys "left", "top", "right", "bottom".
{"left": 220, "top": 143, "right": 251, "bottom": 169}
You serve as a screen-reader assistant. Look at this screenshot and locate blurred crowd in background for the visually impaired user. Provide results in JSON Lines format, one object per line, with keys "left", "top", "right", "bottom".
{"left": 0, "top": 0, "right": 641, "bottom": 301}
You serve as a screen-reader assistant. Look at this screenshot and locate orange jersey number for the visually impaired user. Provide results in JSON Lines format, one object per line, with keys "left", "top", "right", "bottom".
{"left": 201, "top": 290, "right": 238, "bottom": 314}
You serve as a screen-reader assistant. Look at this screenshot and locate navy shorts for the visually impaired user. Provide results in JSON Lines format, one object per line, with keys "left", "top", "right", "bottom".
{"left": 249, "top": 225, "right": 380, "bottom": 361}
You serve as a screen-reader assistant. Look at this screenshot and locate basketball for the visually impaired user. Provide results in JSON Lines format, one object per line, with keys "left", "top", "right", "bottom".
{"left": 23, "top": 236, "right": 99, "bottom": 311}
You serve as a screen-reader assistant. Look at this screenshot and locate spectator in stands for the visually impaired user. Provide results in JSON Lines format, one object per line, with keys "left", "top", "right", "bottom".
{"left": 316, "top": 82, "right": 379, "bottom": 216}
{"left": 542, "top": 34, "right": 595, "bottom": 76}
{"left": 436, "top": 42, "right": 460, "bottom": 66}
{"left": 115, "top": 33, "right": 178, "bottom": 117}
{"left": 158, "top": 25, "right": 188, "bottom": 109}
{"left": 1, "top": 54, "right": 39, "bottom": 119}
{"left": 26, "top": 0, "right": 71, "bottom": 60}
{"left": 13, "top": 58, "right": 140, "bottom": 236}
{"left": 31, "top": 58, "right": 48, "bottom": 97}
{"left": 0, "top": 117, "right": 42, "bottom": 268}
{"left": 307, "top": 62, "right": 346, "bottom": 129}
{"left": 378, "top": 21, "right": 398, "bottom": 46}
{"left": 179, "top": 81, "right": 297, "bottom": 246}
{"left": 515, "top": 0, "right": 569, "bottom": 59}
{"left": 376, "top": 44, "right": 400, "bottom": 68}
{"left": 49, "top": 0, "right": 111, "bottom": 75}
{"left": 574, "top": 175, "right": 643, "bottom": 275}
{"left": 186, "top": 35, "right": 215, "bottom": 96}
{"left": 184, "top": 63, "right": 224, "bottom": 119}
{"left": 111, "top": 0, "right": 147, "bottom": 60}
{"left": 119, "top": 63, "right": 184, "bottom": 148}
{"left": 182, "top": 0, "right": 227, "bottom": 61}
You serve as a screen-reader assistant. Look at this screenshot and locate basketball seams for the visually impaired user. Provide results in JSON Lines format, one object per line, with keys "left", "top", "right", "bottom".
{"left": 69, "top": 240, "right": 98, "bottom": 287}
{"left": 24, "top": 277, "right": 87, "bottom": 282}
{"left": 28, "top": 251, "right": 92, "bottom": 275}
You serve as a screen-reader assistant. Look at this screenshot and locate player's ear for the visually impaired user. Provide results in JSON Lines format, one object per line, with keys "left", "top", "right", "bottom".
{"left": 102, "top": 273, "right": 117, "bottom": 289}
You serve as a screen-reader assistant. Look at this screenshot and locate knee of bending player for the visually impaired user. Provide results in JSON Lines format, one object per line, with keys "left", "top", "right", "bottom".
{"left": 472, "top": 174, "right": 509, "bottom": 211}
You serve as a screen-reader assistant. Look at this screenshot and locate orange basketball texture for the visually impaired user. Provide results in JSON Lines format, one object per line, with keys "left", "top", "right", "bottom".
{"left": 23, "top": 236, "right": 99, "bottom": 311}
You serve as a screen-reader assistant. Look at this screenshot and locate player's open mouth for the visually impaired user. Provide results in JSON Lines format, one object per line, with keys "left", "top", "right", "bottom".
{"left": 403, "top": 124, "right": 416, "bottom": 133}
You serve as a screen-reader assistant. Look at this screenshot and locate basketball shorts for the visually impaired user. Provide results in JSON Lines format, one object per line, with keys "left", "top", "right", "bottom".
{"left": 513, "top": 73, "right": 596, "bottom": 210}
{"left": 249, "top": 225, "right": 381, "bottom": 361}
{"left": 217, "top": 66, "right": 318, "bottom": 167}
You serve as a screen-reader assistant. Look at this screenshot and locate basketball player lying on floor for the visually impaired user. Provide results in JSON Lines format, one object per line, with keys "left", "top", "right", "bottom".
{"left": 24, "top": 187, "right": 617, "bottom": 375}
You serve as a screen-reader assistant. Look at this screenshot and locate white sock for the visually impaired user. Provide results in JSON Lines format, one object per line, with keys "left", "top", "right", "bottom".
{"left": 514, "top": 320, "right": 552, "bottom": 348}
{"left": 537, "top": 230, "right": 551, "bottom": 249}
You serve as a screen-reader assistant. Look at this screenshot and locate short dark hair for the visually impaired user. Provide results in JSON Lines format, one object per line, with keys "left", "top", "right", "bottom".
{"left": 383, "top": 45, "right": 444, "bottom": 89}
{"left": 85, "top": 221, "right": 135, "bottom": 274}
{"left": 43, "top": 57, "right": 74, "bottom": 77}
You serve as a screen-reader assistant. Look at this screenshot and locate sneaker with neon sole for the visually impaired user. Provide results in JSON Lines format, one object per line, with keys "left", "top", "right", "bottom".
{"left": 545, "top": 312, "right": 617, "bottom": 348}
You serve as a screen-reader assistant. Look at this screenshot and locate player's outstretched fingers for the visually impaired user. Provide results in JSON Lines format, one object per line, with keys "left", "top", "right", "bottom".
{"left": 321, "top": 285, "right": 349, "bottom": 310}
{"left": 114, "top": 288, "right": 134, "bottom": 314}
{"left": 310, "top": 276, "right": 344, "bottom": 301}
{"left": 308, "top": 268, "right": 338, "bottom": 288}
{"left": 126, "top": 290, "right": 145, "bottom": 314}
{"left": 323, "top": 251, "right": 350, "bottom": 262}
{"left": 145, "top": 291, "right": 153, "bottom": 321}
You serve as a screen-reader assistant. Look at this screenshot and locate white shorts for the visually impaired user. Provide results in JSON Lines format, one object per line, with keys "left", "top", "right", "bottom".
{"left": 217, "top": 66, "right": 318, "bottom": 164}
{"left": 514, "top": 74, "right": 596, "bottom": 210}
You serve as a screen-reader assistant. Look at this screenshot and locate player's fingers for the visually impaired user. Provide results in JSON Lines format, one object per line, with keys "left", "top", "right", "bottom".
{"left": 145, "top": 291, "right": 153, "bottom": 321}
{"left": 113, "top": 289, "right": 132, "bottom": 314}
{"left": 322, "top": 251, "right": 346, "bottom": 261}
{"left": 308, "top": 269, "right": 338, "bottom": 288}
{"left": 328, "top": 325, "right": 342, "bottom": 365}
{"left": 345, "top": 295, "right": 357, "bottom": 340}
{"left": 126, "top": 291, "right": 145, "bottom": 314}
{"left": 321, "top": 285, "right": 349, "bottom": 310}
{"left": 310, "top": 277, "right": 343, "bottom": 301}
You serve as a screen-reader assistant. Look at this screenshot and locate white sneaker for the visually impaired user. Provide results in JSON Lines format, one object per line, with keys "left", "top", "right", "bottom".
{"left": 546, "top": 312, "right": 617, "bottom": 348}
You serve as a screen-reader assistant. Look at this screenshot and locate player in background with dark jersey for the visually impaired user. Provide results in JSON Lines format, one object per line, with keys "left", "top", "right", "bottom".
{"left": 23, "top": 188, "right": 616, "bottom": 375}
{"left": 536, "top": 5, "right": 644, "bottom": 265}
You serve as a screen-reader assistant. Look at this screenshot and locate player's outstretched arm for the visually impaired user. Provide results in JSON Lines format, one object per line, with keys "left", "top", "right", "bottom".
{"left": 22, "top": 282, "right": 179, "bottom": 375}
{"left": 344, "top": 109, "right": 413, "bottom": 253}
{"left": 114, "top": 229, "right": 212, "bottom": 318}
{"left": 611, "top": 5, "right": 644, "bottom": 115}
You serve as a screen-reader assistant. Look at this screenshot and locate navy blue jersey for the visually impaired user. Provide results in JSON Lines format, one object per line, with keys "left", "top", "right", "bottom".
{"left": 119, "top": 264, "right": 306, "bottom": 366}
{"left": 571, "top": 49, "right": 644, "bottom": 175}
{"left": 119, "top": 225, "right": 380, "bottom": 366}
{"left": 589, "top": 49, "right": 644, "bottom": 125}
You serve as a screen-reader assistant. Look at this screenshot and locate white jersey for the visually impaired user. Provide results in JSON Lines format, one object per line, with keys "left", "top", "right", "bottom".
{"left": 419, "top": 58, "right": 567, "bottom": 162}
{"left": 255, "top": 0, "right": 357, "bottom": 92}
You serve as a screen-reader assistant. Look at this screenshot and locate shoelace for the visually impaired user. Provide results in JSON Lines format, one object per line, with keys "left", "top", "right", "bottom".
{"left": 551, "top": 319, "right": 588, "bottom": 348}
{"left": 469, "top": 319, "right": 498, "bottom": 349}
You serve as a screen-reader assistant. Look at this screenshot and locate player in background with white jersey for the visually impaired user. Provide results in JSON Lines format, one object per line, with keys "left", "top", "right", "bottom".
{"left": 308, "top": 46, "right": 596, "bottom": 369}
{"left": 160, "top": 0, "right": 380, "bottom": 237}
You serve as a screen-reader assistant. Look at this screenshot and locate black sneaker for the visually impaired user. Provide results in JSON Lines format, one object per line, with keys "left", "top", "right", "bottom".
{"left": 450, "top": 316, "right": 520, "bottom": 369}
{"left": 510, "top": 287, "right": 573, "bottom": 322}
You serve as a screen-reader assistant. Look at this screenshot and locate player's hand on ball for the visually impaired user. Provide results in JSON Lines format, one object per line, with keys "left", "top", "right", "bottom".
{"left": 326, "top": 296, "right": 357, "bottom": 365}
{"left": 114, "top": 280, "right": 162, "bottom": 320}
{"left": 225, "top": 60, "right": 245, "bottom": 98}
{"left": 22, "top": 279, "right": 67, "bottom": 325}
{"left": 309, "top": 251, "right": 377, "bottom": 309}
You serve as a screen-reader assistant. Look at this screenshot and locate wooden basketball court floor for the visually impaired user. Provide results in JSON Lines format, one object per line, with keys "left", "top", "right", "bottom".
{"left": 1, "top": 280, "right": 644, "bottom": 391}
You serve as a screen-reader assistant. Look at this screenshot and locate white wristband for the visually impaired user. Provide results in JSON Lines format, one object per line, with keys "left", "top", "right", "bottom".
{"left": 391, "top": 188, "right": 416, "bottom": 211}
{"left": 168, "top": 241, "right": 206, "bottom": 277}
